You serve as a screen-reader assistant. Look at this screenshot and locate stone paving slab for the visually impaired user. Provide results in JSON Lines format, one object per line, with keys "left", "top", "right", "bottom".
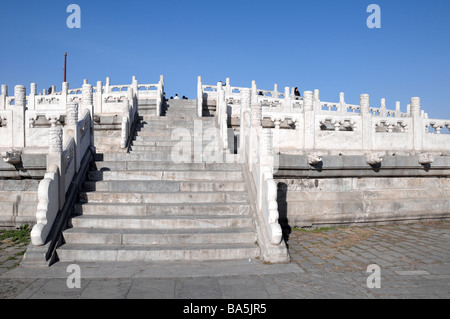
{"left": 0, "top": 220, "right": 449, "bottom": 299}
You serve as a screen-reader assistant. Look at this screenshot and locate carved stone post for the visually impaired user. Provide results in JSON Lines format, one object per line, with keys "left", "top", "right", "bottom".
{"left": 360, "top": 94, "right": 370, "bottom": 113}
{"left": 284, "top": 87, "right": 291, "bottom": 110}
{"left": 259, "top": 129, "right": 274, "bottom": 209}
{"left": 105, "top": 77, "right": 111, "bottom": 93}
{"left": 249, "top": 97, "right": 262, "bottom": 170}
{"left": 251, "top": 98, "right": 262, "bottom": 128}
{"left": 29, "top": 83, "right": 36, "bottom": 110}
{"left": 225, "top": 78, "right": 231, "bottom": 100}
{"left": 66, "top": 102, "right": 78, "bottom": 126}
{"left": 340, "top": 92, "right": 346, "bottom": 114}
{"left": 48, "top": 125, "right": 64, "bottom": 210}
{"left": 242, "top": 88, "right": 251, "bottom": 110}
{"left": 66, "top": 102, "right": 79, "bottom": 172}
{"left": 380, "top": 98, "right": 387, "bottom": 117}
{"left": 82, "top": 83, "right": 94, "bottom": 148}
{"left": 411, "top": 97, "right": 422, "bottom": 152}
{"left": 360, "top": 94, "right": 372, "bottom": 151}
{"left": 0, "top": 85, "right": 7, "bottom": 110}
{"left": 217, "top": 81, "right": 224, "bottom": 124}
{"left": 13, "top": 85, "right": 26, "bottom": 148}
{"left": 132, "top": 76, "right": 138, "bottom": 93}
{"left": 273, "top": 84, "right": 278, "bottom": 99}
{"left": 251, "top": 80, "right": 257, "bottom": 105}
{"left": 197, "top": 76, "right": 203, "bottom": 117}
{"left": 61, "top": 82, "right": 69, "bottom": 110}
{"left": 96, "top": 81, "right": 103, "bottom": 114}
{"left": 82, "top": 83, "right": 93, "bottom": 112}
{"left": 303, "top": 91, "right": 315, "bottom": 150}
{"left": 395, "top": 101, "right": 401, "bottom": 117}
{"left": 313, "top": 89, "right": 320, "bottom": 112}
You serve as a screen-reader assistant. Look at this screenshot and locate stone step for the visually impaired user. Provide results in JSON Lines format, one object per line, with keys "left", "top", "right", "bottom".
{"left": 74, "top": 202, "right": 251, "bottom": 217}
{"left": 0, "top": 201, "right": 39, "bottom": 222}
{"left": 95, "top": 136, "right": 122, "bottom": 144}
{"left": 165, "top": 112, "right": 197, "bottom": 118}
{"left": 130, "top": 144, "right": 221, "bottom": 152}
{"left": 137, "top": 110, "right": 156, "bottom": 116}
{"left": 0, "top": 180, "right": 40, "bottom": 191}
{"left": 94, "top": 152, "right": 190, "bottom": 162}
{"left": 94, "top": 152, "right": 235, "bottom": 162}
{"left": 94, "top": 130, "right": 122, "bottom": 138}
{"left": 166, "top": 99, "right": 198, "bottom": 106}
{"left": 134, "top": 129, "right": 216, "bottom": 137}
{"left": 91, "top": 161, "right": 242, "bottom": 171}
{"left": 79, "top": 191, "right": 248, "bottom": 204}
{"left": 82, "top": 180, "right": 246, "bottom": 192}
{"left": 63, "top": 227, "right": 256, "bottom": 246}
{"left": 131, "top": 140, "right": 221, "bottom": 148}
{"left": 57, "top": 242, "right": 259, "bottom": 262}
{"left": 87, "top": 169, "right": 243, "bottom": 182}
{"left": 70, "top": 214, "right": 253, "bottom": 230}
{"left": 0, "top": 191, "right": 38, "bottom": 202}
{"left": 139, "top": 117, "right": 215, "bottom": 124}
{"left": 166, "top": 106, "right": 197, "bottom": 112}
{"left": 136, "top": 124, "right": 216, "bottom": 133}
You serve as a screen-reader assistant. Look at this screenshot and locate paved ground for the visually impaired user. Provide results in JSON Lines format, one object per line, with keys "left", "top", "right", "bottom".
{"left": 1, "top": 220, "right": 449, "bottom": 299}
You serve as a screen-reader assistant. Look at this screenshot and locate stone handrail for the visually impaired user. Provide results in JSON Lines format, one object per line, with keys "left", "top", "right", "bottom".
{"left": 236, "top": 88, "right": 289, "bottom": 263}
{"left": 31, "top": 103, "right": 93, "bottom": 246}
{"left": 203, "top": 80, "right": 289, "bottom": 262}
{"left": 120, "top": 87, "right": 138, "bottom": 149}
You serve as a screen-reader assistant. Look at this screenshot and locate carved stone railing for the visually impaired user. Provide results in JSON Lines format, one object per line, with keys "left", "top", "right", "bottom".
{"left": 234, "top": 87, "right": 289, "bottom": 263}
{"left": 0, "top": 76, "right": 162, "bottom": 152}
{"left": 30, "top": 101, "right": 93, "bottom": 247}
{"left": 199, "top": 78, "right": 450, "bottom": 155}
{"left": 120, "top": 86, "right": 138, "bottom": 149}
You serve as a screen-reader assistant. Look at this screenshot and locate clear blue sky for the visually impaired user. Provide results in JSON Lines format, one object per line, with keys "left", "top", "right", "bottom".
{"left": 1, "top": 0, "right": 449, "bottom": 119}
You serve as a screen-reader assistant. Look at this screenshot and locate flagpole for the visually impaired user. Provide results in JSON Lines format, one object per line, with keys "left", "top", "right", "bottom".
{"left": 64, "top": 52, "right": 67, "bottom": 82}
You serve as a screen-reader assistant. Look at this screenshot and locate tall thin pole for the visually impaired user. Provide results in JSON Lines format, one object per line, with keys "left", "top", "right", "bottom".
{"left": 64, "top": 52, "right": 67, "bottom": 83}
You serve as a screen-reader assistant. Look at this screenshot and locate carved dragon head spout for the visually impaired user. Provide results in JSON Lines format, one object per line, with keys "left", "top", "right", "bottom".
{"left": 366, "top": 151, "right": 384, "bottom": 166}
{"left": 1, "top": 149, "right": 22, "bottom": 165}
{"left": 418, "top": 152, "right": 434, "bottom": 165}
{"left": 308, "top": 153, "right": 323, "bottom": 166}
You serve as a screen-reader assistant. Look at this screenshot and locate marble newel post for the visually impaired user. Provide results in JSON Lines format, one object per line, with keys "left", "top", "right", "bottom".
{"left": 303, "top": 91, "right": 315, "bottom": 150}
{"left": 239, "top": 88, "right": 251, "bottom": 155}
{"left": 411, "top": 97, "right": 423, "bottom": 152}
{"left": 13, "top": 85, "right": 26, "bottom": 148}
{"left": 29, "top": 83, "right": 37, "bottom": 110}
{"left": 66, "top": 102, "right": 80, "bottom": 172}
{"left": 61, "top": 82, "right": 69, "bottom": 110}
{"left": 360, "top": 94, "right": 372, "bottom": 151}
{"left": 82, "top": 83, "right": 94, "bottom": 148}
{"left": 249, "top": 93, "right": 262, "bottom": 170}
{"left": 340, "top": 92, "right": 346, "bottom": 114}
{"left": 1, "top": 85, "right": 7, "bottom": 110}
{"left": 197, "top": 76, "right": 202, "bottom": 117}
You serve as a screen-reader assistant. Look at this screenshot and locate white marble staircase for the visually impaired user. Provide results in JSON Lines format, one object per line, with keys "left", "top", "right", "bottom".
{"left": 56, "top": 99, "right": 260, "bottom": 262}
